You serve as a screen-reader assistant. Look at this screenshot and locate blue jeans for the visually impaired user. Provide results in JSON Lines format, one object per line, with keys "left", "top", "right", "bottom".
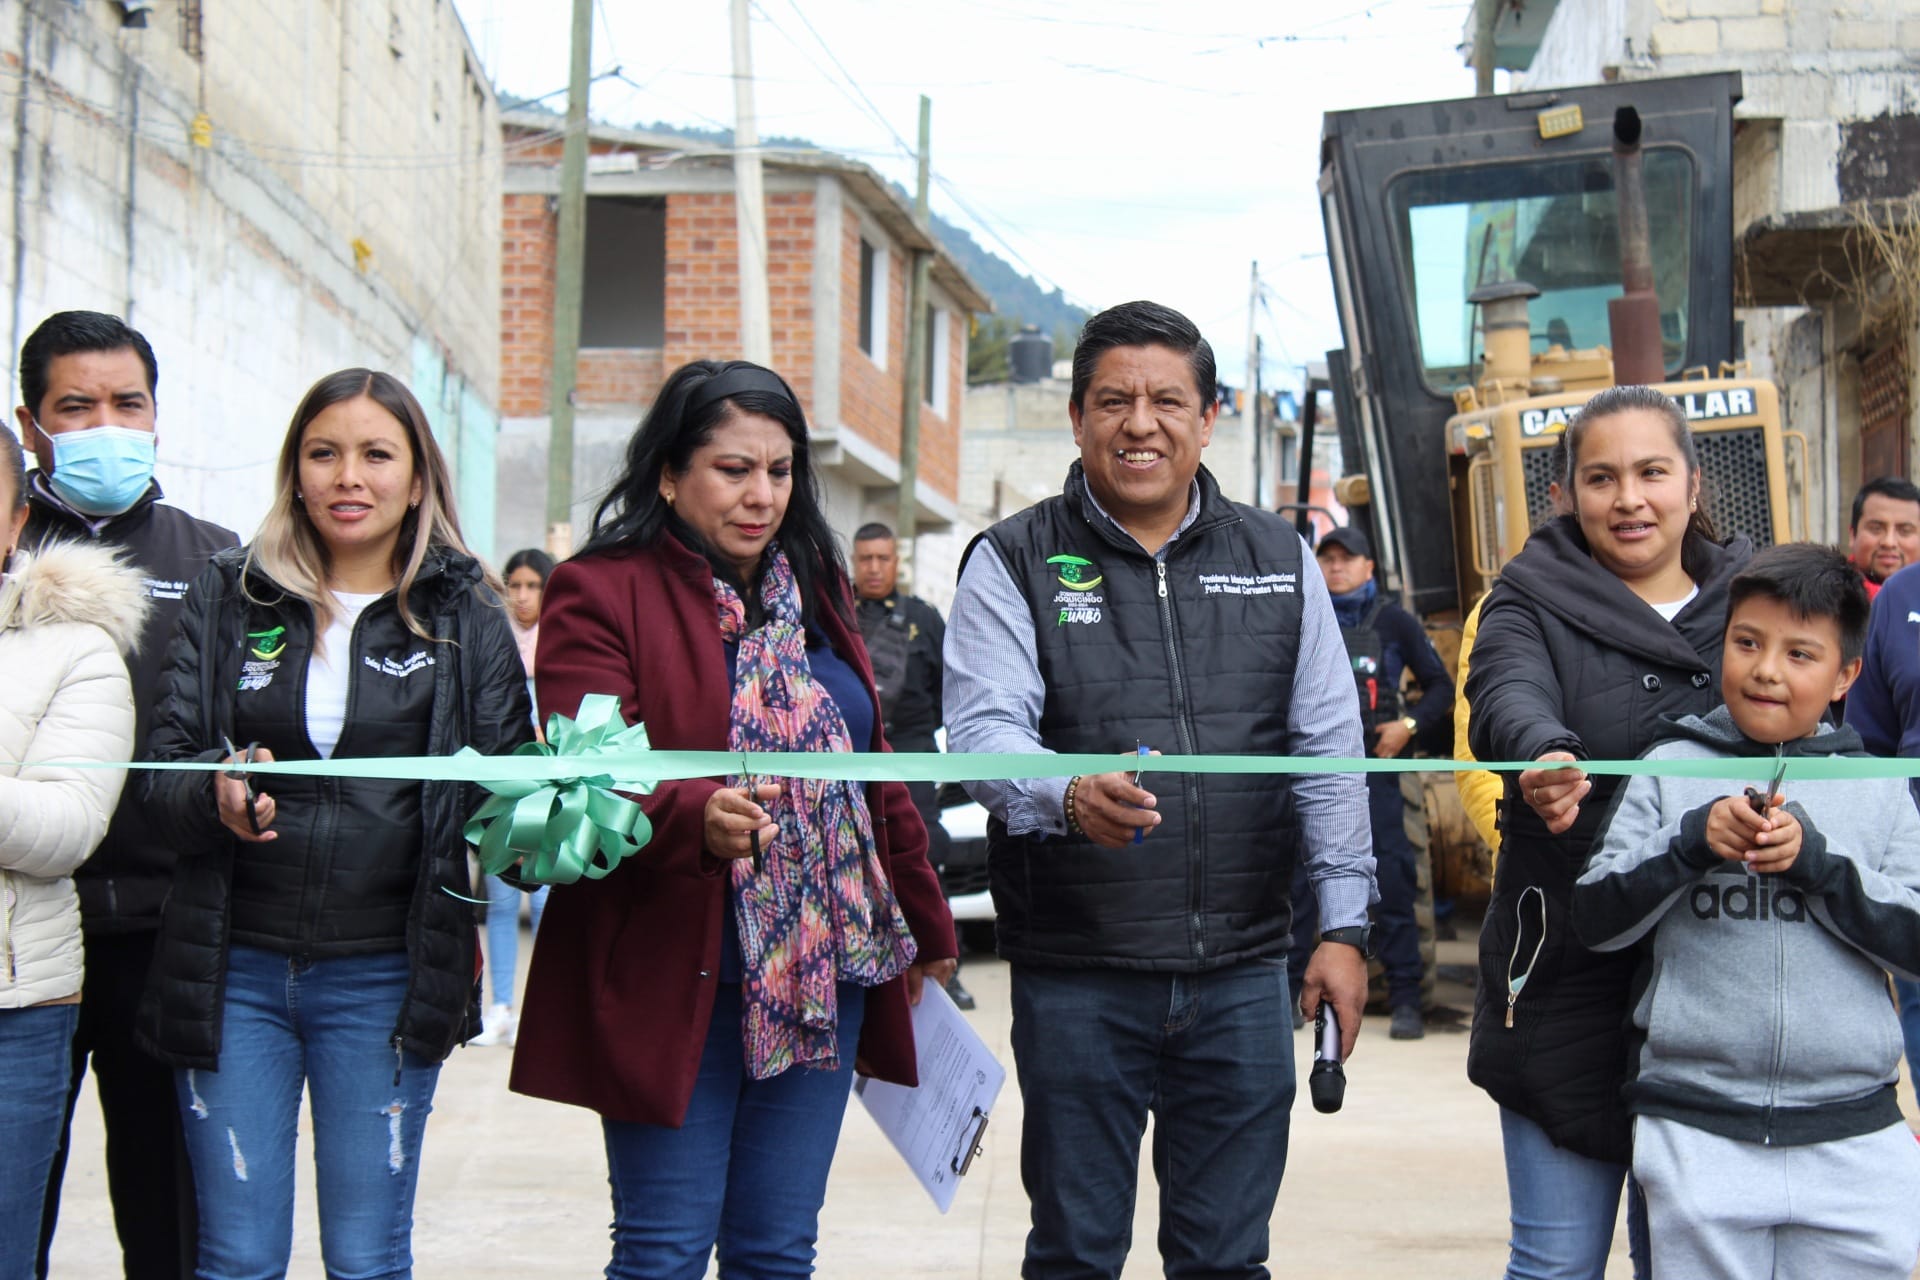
{"left": 0, "top": 1003, "right": 78, "bottom": 1280}
{"left": 601, "top": 980, "right": 866, "bottom": 1279}
{"left": 175, "top": 946, "right": 442, "bottom": 1280}
{"left": 1499, "top": 1107, "right": 1650, "bottom": 1280}
{"left": 482, "top": 875, "right": 548, "bottom": 1007}
{"left": 1010, "top": 960, "right": 1295, "bottom": 1280}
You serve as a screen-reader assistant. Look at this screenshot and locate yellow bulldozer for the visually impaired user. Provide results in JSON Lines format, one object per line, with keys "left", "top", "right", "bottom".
{"left": 1312, "top": 72, "right": 1803, "bottom": 947}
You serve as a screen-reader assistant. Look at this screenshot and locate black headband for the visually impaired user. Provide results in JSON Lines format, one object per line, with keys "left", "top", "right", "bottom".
{"left": 684, "top": 366, "right": 798, "bottom": 418}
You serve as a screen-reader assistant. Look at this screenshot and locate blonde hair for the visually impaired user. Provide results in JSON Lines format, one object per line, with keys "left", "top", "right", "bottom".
{"left": 246, "top": 369, "right": 498, "bottom": 644}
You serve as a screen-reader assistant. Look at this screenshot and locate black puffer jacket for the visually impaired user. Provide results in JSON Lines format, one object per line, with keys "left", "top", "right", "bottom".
{"left": 975, "top": 462, "right": 1313, "bottom": 970}
{"left": 1464, "top": 514, "right": 1751, "bottom": 1164}
{"left": 136, "top": 547, "right": 534, "bottom": 1070}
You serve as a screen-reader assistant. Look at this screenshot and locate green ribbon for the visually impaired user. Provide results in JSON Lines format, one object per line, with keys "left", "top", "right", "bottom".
{"left": 457, "top": 694, "right": 656, "bottom": 885}
{"left": 102, "top": 750, "right": 1920, "bottom": 785}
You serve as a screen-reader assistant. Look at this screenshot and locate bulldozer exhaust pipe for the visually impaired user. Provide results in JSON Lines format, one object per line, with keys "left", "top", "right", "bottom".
{"left": 1608, "top": 106, "right": 1665, "bottom": 387}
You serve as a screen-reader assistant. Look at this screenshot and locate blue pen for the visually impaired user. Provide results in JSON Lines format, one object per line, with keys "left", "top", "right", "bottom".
{"left": 1133, "top": 742, "right": 1151, "bottom": 844}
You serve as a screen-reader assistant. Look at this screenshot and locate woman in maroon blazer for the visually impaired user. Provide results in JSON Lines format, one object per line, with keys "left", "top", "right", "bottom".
{"left": 510, "top": 359, "right": 957, "bottom": 1279}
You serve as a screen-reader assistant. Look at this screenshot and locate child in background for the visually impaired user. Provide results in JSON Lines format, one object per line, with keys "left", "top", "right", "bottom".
{"left": 1575, "top": 542, "right": 1920, "bottom": 1279}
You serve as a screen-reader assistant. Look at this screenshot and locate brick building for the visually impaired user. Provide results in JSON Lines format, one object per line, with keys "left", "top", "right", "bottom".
{"left": 495, "top": 110, "right": 989, "bottom": 584}
{"left": 1471, "top": 0, "right": 1920, "bottom": 543}
{"left": 0, "top": 0, "right": 503, "bottom": 545}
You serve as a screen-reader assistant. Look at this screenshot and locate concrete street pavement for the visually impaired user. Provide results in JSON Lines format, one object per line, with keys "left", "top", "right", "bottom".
{"left": 47, "top": 931, "right": 1913, "bottom": 1278}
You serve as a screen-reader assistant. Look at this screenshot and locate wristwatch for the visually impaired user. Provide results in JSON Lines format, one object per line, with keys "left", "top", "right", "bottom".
{"left": 1400, "top": 714, "right": 1418, "bottom": 734}
{"left": 1320, "top": 924, "right": 1374, "bottom": 959}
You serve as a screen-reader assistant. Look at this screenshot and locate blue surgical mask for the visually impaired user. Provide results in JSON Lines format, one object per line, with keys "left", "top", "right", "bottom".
{"left": 33, "top": 421, "right": 157, "bottom": 516}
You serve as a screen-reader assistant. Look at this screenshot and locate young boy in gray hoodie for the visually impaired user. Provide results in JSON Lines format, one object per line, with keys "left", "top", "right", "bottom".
{"left": 1575, "top": 542, "right": 1920, "bottom": 1279}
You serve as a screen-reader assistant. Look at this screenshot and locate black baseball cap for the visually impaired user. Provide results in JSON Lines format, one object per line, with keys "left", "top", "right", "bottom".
{"left": 1316, "top": 526, "right": 1373, "bottom": 558}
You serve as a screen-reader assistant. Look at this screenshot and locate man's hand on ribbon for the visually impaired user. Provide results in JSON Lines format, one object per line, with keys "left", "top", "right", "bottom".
{"left": 705, "top": 782, "right": 782, "bottom": 860}
{"left": 1071, "top": 771, "right": 1161, "bottom": 848}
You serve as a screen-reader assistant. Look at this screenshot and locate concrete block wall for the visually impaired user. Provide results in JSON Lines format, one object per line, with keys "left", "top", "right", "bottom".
{"left": 0, "top": 0, "right": 503, "bottom": 542}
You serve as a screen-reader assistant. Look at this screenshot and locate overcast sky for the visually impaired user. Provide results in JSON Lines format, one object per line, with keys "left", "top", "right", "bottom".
{"left": 452, "top": 0, "right": 1492, "bottom": 395}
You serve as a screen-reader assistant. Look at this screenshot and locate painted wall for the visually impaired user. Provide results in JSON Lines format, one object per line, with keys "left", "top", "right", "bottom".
{"left": 0, "top": 0, "right": 501, "bottom": 543}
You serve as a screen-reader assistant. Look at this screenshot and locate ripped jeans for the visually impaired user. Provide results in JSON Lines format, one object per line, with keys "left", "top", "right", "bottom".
{"left": 174, "top": 946, "right": 441, "bottom": 1280}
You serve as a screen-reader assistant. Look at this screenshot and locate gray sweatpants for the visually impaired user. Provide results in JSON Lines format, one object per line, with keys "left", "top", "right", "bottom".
{"left": 1633, "top": 1115, "right": 1920, "bottom": 1279}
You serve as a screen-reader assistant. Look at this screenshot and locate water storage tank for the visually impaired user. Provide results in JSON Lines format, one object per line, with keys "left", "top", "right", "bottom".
{"left": 1009, "top": 326, "right": 1052, "bottom": 383}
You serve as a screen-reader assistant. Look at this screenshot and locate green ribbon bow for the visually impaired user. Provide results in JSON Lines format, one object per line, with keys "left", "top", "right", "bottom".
{"left": 458, "top": 694, "right": 655, "bottom": 885}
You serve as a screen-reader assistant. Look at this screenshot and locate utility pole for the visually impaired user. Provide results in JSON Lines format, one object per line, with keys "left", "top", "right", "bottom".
{"left": 545, "top": 0, "right": 592, "bottom": 559}
{"left": 895, "top": 95, "right": 932, "bottom": 591}
{"left": 1243, "top": 260, "right": 1261, "bottom": 507}
{"left": 1472, "top": 0, "right": 1497, "bottom": 95}
{"left": 730, "top": 0, "right": 772, "bottom": 364}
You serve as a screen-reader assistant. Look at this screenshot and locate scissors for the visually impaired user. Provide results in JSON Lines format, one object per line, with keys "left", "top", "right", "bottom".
{"left": 221, "top": 734, "right": 264, "bottom": 836}
{"left": 1744, "top": 746, "right": 1787, "bottom": 818}
{"left": 1133, "top": 741, "right": 1152, "bottom": 845}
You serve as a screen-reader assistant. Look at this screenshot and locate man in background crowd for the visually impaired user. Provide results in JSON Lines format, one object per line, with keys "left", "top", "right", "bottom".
{"left": 17, "top": 310, "right": 237, "bottom": 1279}
{"left": 1291, "top": 525, "right": 1452, "bottom": 1040}
{"left": 852, "top": 521, "right": 972, "bottom": 1010}
{"left": 1846, "top": 476, "right": 1920, "bottom": 601}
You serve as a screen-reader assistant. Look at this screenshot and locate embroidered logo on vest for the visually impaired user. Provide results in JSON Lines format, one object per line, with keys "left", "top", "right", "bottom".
{"left": 1047, "top": 554, "right": 1104, "bottom": 591}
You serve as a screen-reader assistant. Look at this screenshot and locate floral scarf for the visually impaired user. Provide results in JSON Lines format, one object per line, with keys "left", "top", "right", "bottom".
{"left": 716, "top": 544, "right": 916, "bottom": 1079}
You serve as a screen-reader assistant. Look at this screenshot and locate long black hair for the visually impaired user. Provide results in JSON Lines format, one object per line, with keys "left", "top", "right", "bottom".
{"left": 1561, "top": 384, "right": 1722, "bottom": 581}
{"left": 577, "top": 359, "right": 849, "bottom": 626}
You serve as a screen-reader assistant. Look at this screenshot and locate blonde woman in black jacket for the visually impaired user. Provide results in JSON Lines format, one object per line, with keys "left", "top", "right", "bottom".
{"left": 1465, "top": 385, "right": 1752, "bottom": 1280}
{"left": 137, "top": 371, "right": 532, "bottom": 1280}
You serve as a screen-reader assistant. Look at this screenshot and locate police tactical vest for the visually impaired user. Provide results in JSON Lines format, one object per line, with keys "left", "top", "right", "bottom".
{"left": 1340, "top": 598, "right": 1399, "bottom": 730}
{"left": 857, "top": 601, "right": 912, "bottom": 726}
{"left": 972, "top": 462, "right": 1307, "bottom": 971}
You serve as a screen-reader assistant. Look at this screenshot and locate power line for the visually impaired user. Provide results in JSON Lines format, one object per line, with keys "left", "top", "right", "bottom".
{"left": 764, "top": 0, "right": 916, "bottom": 159}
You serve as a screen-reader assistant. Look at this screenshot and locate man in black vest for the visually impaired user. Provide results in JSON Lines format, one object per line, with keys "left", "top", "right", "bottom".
{"left": 17, "top": 311, "right": 236, "bottom": 1280}
{"left": 851, "top": 520, "right": 974, "bottom": 1010}
{"left": 946, "top": 300, "right": 1376, "bottom": 1279}
{"left": 1291, "top": 525, "right": 1453, "bottom": 1040}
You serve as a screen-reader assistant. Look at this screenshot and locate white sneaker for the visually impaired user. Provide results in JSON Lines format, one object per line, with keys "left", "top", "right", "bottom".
{"left": 472, "top": 1002, "right": 516, "bottom": 1047}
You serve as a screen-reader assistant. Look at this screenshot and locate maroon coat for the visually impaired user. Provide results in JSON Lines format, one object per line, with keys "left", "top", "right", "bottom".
{"left": 508, "top": 534, "right": 958, "bottom": 1126}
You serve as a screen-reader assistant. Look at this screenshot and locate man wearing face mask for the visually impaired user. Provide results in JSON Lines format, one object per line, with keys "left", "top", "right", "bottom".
{"left": 16, "top": 311, "right": 236, "bottom": 1280}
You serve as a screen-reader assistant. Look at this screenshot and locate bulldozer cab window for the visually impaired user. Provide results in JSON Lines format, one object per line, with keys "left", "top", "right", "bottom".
{"left": 1390, "top": 149, "right": 1695, "bottom": 394}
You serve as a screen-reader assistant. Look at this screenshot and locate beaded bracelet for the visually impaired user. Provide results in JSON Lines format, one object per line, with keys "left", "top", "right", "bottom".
{"left": 1063, "top": 775, "right": 1084, "bottom": 835}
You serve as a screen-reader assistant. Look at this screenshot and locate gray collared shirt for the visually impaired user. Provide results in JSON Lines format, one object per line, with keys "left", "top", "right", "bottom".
{"left": 943, "top": 473, "right": 1376, "bottom": 931}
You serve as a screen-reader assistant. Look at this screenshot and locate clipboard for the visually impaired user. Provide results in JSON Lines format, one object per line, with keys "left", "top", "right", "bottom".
{"left": 854, "top": 981, "right": 1006, "bottom": 1213}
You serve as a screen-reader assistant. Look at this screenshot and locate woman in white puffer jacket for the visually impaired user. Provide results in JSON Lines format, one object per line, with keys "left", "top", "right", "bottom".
{"left": 0, "top": 425, "right": 146, "bottom": 1280}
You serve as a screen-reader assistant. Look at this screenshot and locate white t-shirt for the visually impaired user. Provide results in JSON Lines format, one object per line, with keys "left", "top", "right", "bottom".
{"left": 1649, "top": 584, "right": 1700, "bottom": 623}
{"left": 306, "top": 591, "right": 382, "bottom": 759}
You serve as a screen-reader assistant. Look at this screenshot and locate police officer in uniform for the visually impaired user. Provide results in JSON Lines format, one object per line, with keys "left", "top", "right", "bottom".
{"left": 1290, "top": 525, "right": 1453, "bottom": 1039}
{"left": 851, "top": 521, "right": 972, "bottom": 1009}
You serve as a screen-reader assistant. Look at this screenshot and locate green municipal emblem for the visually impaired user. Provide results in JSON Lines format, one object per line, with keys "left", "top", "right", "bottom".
{"left": 1046, "top": 554, "right": 1103, "bottom": 591}
{"left": 247, "top": 626, "right": 288, "bottom": 661}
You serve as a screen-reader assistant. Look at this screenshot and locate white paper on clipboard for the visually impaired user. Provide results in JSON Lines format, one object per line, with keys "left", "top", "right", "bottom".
{"left": 853, "top": 980, "right": 1006, "bottom": 1213}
